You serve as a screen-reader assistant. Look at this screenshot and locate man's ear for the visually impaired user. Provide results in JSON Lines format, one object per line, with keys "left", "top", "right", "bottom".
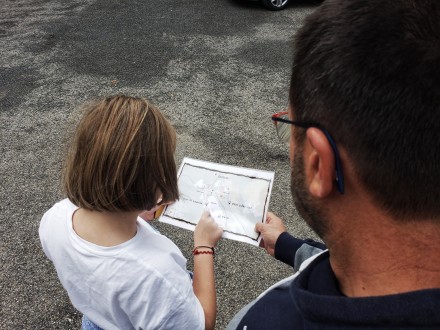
{"left": 304, "top": 128, "right": 336, "bottom": 198}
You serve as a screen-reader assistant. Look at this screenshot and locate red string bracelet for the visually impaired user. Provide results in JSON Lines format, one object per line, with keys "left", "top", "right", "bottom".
{"left": 192, "top": 246, "right": 215, "bottom": 256}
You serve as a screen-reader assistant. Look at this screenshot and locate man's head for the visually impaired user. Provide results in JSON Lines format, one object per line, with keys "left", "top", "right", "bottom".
{"left": 289, "top": 0, "right": 440, "bottom": 222}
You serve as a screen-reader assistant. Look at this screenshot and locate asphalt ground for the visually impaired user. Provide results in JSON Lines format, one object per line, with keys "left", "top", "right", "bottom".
{"left": 0, "top": 0, "right": 321, "bottom": 328}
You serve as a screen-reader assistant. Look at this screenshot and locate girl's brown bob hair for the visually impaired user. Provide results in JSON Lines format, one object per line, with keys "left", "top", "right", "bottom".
{"left": 63, "top": 95, "right": 179, "bottom": 212}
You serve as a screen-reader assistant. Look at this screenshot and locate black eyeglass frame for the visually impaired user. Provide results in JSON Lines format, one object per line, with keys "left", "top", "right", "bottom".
{"left": 272, "top": 112, "right": 344, "bottom": 194}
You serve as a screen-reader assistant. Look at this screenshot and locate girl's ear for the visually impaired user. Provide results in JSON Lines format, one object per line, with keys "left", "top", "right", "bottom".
{"left": 304, "top": 128, "right": 336, "bottom": 198}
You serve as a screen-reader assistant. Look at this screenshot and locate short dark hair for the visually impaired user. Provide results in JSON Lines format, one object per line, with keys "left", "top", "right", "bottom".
{"left": 63, "top": 95, "right": 179, "bottom": 212}
{"left": 290, "top": 0, "right": 440, "bottom": 220}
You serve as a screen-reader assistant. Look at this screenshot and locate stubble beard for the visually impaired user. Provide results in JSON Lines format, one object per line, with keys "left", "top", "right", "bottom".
{"left": 290, "top": 150, "right": 329, "bottom": 240}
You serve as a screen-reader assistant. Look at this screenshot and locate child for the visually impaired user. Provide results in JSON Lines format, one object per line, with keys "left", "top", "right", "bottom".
{"left": 39, "top": 95, "right": 223, "bottom": 330}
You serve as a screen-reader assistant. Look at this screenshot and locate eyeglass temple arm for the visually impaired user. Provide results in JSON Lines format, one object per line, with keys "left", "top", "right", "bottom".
{"left": 271, "top": 116, "right": 317, "bottom": 129}
{"left": 319, "top": 127, "right": 344, "bottom": 194}
{"left": 272, "top": 115, "right": 345, "bottom": 194}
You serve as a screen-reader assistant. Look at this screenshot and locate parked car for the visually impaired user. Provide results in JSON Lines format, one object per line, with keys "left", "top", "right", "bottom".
{"left": 260, "top": 0, "right": 289, "bottom": 10}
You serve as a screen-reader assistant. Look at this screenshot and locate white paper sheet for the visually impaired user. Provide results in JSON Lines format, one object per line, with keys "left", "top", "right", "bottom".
{"left": 159, "top": 158, "right": 274, "bottom": 246}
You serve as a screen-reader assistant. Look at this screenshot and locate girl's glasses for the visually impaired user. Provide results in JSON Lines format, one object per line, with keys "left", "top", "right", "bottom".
{"left": 271, "top": 111, "right": 344, "bottom": 194}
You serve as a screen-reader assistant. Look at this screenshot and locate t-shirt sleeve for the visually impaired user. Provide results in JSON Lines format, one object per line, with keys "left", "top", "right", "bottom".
{"left": 38, "top": 207, "right": 55, "bottom": 261}
{"left": 274, "top": 232, "right": 326, "bottom": 270}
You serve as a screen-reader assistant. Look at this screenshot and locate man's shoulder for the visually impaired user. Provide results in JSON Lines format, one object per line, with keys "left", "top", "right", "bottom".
{"left": 227, "top": 273, "right": 301, "bottom": 330}
{"left": 228, "top": 252, "right": 328, "bottom": 330}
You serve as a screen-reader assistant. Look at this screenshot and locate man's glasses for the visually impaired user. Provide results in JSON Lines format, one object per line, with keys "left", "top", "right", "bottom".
{"left": 272, "top": 111, "right": 344, "bottom": 194}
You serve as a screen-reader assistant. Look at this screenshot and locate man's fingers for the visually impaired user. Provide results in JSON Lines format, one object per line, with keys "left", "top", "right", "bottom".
{"left": 255, "top": 222, "right": 265, "bottom": 233}
{"left": 266, "top": 211, "right": 274, "bottom": 224}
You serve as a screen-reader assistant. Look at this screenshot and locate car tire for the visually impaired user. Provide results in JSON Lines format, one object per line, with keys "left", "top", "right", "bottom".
{"left": 260, "top": 0, "right": 289, "bottom": 10}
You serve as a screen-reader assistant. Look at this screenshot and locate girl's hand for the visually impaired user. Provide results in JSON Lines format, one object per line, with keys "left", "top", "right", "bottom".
{"left": 194, "top": 211, "right": 223, "bottom": 247}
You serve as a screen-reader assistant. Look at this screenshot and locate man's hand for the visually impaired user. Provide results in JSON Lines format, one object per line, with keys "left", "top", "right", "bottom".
{"left": 256, "top": 212, "right": 287, "bottom": 257}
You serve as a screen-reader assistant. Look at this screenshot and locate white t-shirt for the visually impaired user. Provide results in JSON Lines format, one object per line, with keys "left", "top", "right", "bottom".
{"left": 39, "top": 199, "right": 204, "bottom": 330}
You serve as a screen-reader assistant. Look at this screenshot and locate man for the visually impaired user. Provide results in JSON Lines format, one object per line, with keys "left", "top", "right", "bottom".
{"left": 228, "top": 0, "right": 440, "bottom": 328}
